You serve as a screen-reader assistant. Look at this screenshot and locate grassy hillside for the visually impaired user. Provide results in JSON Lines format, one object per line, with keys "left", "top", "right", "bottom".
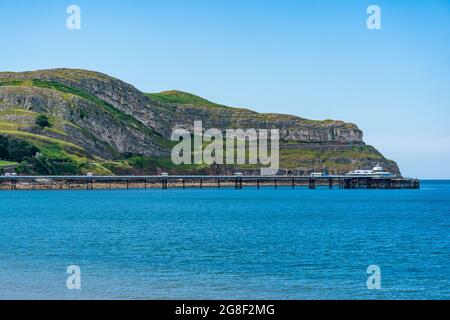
{"left": 147, "top": 90, "right": 232, "bottom": 109}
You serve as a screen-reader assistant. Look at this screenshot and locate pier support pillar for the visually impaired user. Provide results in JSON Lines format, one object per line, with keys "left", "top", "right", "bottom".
{"left": 234, "top": 178, "right": 243, "bottom": 189}
{"left": 309, "top": 178, "right": 316, "bottom": 189}
{"left": 161, "top": 179, "right": 167, "bottom": 189}
{"left": 344, "top": 179, "right": 352, "bottom": 189}
{"left": 329, "top": 179, "right": 333, "bottom": 189}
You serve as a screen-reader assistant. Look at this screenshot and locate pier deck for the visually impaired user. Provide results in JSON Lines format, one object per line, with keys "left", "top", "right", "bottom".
{"left": 0, "top": 175, "right": 420, "bottom": 190}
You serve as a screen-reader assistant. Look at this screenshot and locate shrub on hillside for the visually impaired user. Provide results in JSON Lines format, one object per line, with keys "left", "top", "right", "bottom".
{"left": 35, "top": 115, "right": 51, "bottom": 127}
{"left": 0, "top": 135, "right": 39, "bottom": 162}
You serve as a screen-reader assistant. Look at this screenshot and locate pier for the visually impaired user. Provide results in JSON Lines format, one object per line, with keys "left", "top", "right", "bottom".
{"left": 0, "top": 175, "right": 420, "bottom": 190}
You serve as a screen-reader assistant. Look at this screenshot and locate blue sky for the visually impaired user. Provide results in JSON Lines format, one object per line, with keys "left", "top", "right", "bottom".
{"left": 0, "top": 0, "right": 449, "bottom": 178}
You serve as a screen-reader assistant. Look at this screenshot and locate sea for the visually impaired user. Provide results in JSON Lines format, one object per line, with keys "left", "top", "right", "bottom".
{"left": 0, "top": 180, "right": 448, "bottom": 299}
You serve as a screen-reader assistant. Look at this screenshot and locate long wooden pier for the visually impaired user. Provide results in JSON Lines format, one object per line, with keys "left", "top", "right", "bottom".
{"left": 0, "top": 175, "right": 420, "bottom": 190}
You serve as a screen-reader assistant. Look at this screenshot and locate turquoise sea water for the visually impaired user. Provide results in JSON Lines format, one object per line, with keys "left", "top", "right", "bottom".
{"left": 0, "top": 180, "right": 449, "bottom": 299}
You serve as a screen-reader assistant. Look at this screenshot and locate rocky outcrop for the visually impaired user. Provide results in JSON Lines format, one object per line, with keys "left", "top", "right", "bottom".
{"left": 0, "top": 85, "right": 167, "bottom": 158}
{"left": 0, "top": 69, "right": 175, "bottom": 137}
{"left": 169, "top": 104, "right": 363, "bottom": 144}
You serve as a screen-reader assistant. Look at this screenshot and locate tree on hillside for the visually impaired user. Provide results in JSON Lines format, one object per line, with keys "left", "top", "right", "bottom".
{"left": 35, "top": 115, "right": 51, "bottom": 127}
{"left": 0, "top": 135, "right": 9, "bottom": 159}
{"left": 0, "top": 135, "right": 39, "bottom": 162}
{"left": 7, "top": 140, "right": 39, "bottom": 162}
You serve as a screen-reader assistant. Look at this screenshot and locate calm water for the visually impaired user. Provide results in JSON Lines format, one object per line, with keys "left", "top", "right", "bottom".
{"left": 0, "top": 180, "right": 449, "bottom": 299}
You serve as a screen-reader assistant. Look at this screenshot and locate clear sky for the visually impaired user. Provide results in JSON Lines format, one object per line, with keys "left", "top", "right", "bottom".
{"left": 0, "top": 0, "right": 449, "bottom": 178}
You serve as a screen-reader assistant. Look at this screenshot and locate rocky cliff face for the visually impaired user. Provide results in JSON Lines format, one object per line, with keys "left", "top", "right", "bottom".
{"left": 168, "top": 103, "right": 363, "bottom": 143}
{"left": 0, "top": 84, "right": 166, "bottom": 158}
{"left": 0, "top": 68, "right": 400, "bottom": 176}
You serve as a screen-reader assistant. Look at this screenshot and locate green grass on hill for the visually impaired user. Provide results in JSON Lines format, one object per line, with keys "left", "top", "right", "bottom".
{"left": 0, "top": 160, "right": 18, "bottom": 167}
{"left": 0, "top": 79, "right": 26, "bottom": 86}
{"left": 0, "top": 129, "right": 87, "bottom": 160}
{"left": 147, "top": 90, "right": 233, "bottom": 109}
{"left": 0, "top": 108, "right": 37, "bottom": 117}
